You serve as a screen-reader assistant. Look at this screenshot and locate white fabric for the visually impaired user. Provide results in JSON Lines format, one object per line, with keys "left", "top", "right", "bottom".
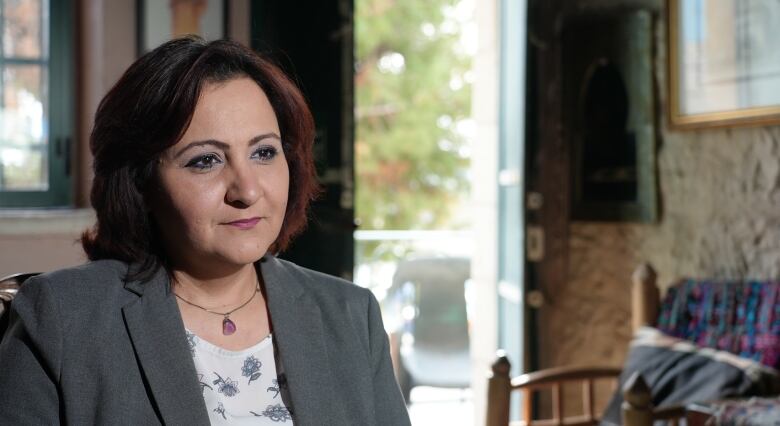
{"left": 185, "top": 330, "right": 294, "bottom": 424}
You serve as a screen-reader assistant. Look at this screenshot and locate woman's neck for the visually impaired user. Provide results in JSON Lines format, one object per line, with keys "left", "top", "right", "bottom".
{"left": 171, "top": 262, "right": 260, "bottom": 310}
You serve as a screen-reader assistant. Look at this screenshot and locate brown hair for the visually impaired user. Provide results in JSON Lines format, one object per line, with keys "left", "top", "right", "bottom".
{"left": 82, "top": 36, "right": 319, "bottom": 281}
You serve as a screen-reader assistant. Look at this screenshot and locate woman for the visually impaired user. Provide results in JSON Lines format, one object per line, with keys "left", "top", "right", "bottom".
{"left": 0, "top": 37, "right": 410, "bottom": 425}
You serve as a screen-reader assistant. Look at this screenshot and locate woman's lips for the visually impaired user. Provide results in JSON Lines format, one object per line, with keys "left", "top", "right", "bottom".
{"left": 225, "top": 217, "right": 261, "bottom": 229}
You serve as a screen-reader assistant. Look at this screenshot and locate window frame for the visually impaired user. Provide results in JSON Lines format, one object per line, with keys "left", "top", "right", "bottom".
{"left": 0, "top": 0, "right": 74, "bottom": 208}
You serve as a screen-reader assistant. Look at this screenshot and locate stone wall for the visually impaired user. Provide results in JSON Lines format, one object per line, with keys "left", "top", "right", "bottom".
{"left": 550, "top": 11, "right": 780, "bottom": 370}
{"left": 536, "top": 9, "right": 780, "bottom": 417}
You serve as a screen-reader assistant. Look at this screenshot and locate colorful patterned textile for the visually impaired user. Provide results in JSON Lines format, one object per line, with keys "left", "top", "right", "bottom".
{"left": 657, "top": 280, "right": 780, "bottom": 368}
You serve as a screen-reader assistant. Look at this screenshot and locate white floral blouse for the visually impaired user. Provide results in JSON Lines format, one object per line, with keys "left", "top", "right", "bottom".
{"left": 185, "top": 330, "right": 294, "bottom": 424}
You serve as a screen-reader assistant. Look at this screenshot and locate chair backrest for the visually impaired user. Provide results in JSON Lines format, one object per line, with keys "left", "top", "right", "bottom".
{"left": 486, "top": 354, "right": 621, "bottom": 426}
{"left": 0, "top": 272, "right": 40, "bottom": 340}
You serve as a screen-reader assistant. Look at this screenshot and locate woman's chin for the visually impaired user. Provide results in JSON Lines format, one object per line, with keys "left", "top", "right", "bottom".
{"left": 217, "top": 245, "right": 270, "bottom": 267}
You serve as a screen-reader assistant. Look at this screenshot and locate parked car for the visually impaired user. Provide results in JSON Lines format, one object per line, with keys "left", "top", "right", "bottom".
{"left": 384, "top": 257, "right": 471, "bottom": 403}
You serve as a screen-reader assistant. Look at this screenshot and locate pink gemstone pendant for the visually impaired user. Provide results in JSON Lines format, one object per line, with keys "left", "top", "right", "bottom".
{"left": 222, "top": 317, "right": 237, "bottom": 335}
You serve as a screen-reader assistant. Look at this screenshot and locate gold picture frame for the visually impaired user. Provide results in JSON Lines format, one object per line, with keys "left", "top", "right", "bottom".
{"left": 668, "top": 0, "right": 780, "bottom": 129}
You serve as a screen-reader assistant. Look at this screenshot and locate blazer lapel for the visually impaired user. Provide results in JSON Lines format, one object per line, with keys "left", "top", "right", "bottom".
{"left": 260, "top": 256, "right": 351, "bottom": 425}
{"left": 122, "top": 267, "right": 210, "bottom": 425}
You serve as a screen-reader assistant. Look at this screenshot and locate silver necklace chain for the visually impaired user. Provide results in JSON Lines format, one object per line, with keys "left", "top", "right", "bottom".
{"left": 174, "top": 282, "right": 260, "bottom": 317}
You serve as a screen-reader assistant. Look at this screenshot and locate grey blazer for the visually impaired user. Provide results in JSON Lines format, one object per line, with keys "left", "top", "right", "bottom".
{"left": 0, "top": 255, "right": 411, "bottom": 425}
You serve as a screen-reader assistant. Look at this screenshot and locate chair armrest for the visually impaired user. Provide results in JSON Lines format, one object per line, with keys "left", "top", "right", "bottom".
{"left": 486, "top": 355, "right": 622, "bottom": 426}
{"left": 512, "top": 365, "right": 621, "bottom": 425}
{"left": 511, "top": 365, "right": 622, "bottom": 390}
{"left": 0, "top": 272, "right": 40, "bottom": 339}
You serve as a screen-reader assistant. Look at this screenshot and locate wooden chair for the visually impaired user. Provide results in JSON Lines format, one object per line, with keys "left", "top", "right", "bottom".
{"left": 486, "top": 353, "right": 620, "bottom": 426}
{"left": 485, "top": 264, "right": 687, "bottom": 426}
{"left": 0, "top": 272, "right": 39, "bottom": 339}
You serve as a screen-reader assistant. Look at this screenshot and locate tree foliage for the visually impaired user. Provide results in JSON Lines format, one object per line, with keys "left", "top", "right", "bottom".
{"left": 355, "top": 0, "right": 472, "bottom": 231}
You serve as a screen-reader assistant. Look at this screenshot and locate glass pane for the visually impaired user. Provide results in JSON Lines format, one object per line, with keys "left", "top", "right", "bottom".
{"left": 1, "top": 65, "right": 48, "bottom": 190}
{"left": 3, "top": 0, "right": 47, "bottom": 58}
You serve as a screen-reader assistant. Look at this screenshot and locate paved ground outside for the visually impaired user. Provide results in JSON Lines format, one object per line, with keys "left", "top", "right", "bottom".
{"left": 408, "top": 386, "right": 474, "bottom": 425}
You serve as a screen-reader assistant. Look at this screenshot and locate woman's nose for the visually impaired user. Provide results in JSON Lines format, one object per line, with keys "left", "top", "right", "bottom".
{"left": 225, "top": 164, "right": 262, "bottom": 207}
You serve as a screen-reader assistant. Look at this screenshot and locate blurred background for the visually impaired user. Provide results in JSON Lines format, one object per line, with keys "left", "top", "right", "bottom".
{"left": 3, "top": 0, "right": 780, "bottom": 425}
{"left": 0, "top": 1, "right": 500, "bottom": 424}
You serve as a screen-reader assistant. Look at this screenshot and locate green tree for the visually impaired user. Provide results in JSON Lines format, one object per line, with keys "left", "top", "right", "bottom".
{"left": 355, "top": 0, "right": 472, "bottom": 232}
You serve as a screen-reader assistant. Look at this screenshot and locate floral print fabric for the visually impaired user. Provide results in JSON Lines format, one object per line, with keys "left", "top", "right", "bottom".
{"left": 186, "top": 330, "right": 293, "bottom": 424}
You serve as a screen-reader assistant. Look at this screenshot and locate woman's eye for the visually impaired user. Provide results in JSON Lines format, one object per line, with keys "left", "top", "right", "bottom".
{"left": 252, "top": 146, "right": 279, "bottom": 162}
{"left": 184, "top": 153, "right": 222, "bottom": 170}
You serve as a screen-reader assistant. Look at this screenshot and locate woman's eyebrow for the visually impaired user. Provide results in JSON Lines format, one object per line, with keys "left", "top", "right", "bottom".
{"left": 248, "top": 132, "right": 282, "bottom": 146}
{"left": 173, "top": 132, "right": 281, "bottom": 159}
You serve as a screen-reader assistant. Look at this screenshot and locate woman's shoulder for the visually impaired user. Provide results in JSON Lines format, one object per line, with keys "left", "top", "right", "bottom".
{"left": 21, "top": 259, "right": 131, "bottom": 299}
{"left": 9, "top": 260, "right": 136, "bottom": 334}
{"left": 266, "top": 257, "right": 384, "bottom": 337}
{"left": 267, "top": 256, "right": 372, "bottom": 303}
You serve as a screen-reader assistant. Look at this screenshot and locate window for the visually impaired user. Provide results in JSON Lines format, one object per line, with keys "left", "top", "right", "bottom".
{"left": 0, "top": 0, "right": 73, "bottom": 207}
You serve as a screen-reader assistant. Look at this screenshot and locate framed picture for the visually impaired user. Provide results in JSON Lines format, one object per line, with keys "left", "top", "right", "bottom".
{"left": 138, "top": 0, "right": 227, "bottom": 55}
{"left": 668, "top": 0, "right": 780, "bottom": 128}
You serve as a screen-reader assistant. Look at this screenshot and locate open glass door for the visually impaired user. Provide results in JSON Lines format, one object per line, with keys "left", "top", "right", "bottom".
{"left": 496, "top": 0, "right": 528, "bottom": 420}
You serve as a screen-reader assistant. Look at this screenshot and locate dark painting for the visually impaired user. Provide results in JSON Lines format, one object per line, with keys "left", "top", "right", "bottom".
{"left": 564, "top": 10, "right": 657, "bottom": 222}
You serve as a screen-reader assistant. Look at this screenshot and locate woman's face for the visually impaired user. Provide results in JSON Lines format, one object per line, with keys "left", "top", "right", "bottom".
{"left": 151, "top": 77, "right": 289, "bottom": 272}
